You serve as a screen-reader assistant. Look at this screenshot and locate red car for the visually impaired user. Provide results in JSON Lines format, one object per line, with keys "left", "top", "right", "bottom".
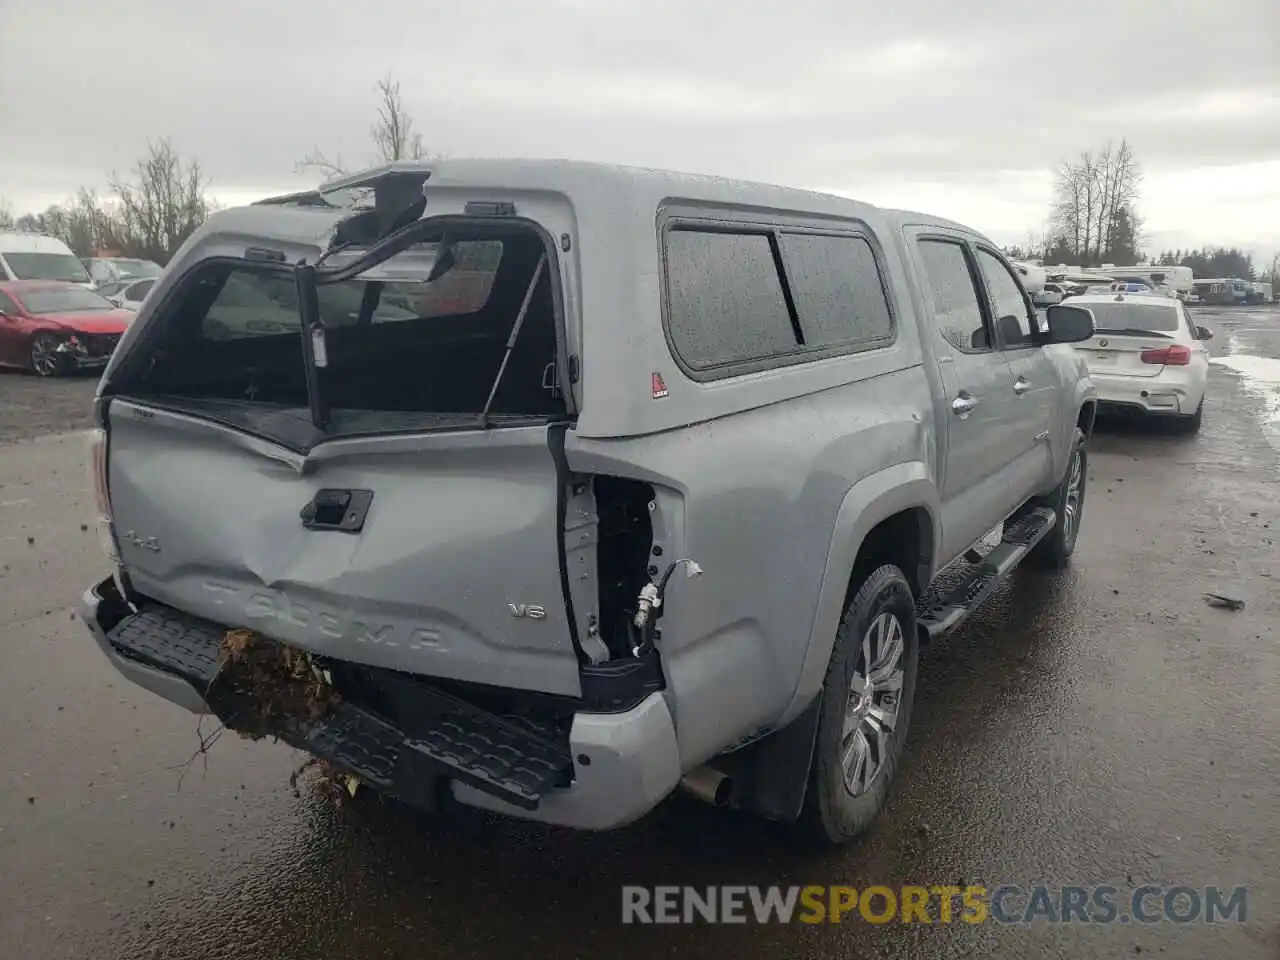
{"left": 0, "top": 280, "right": 134, "bottom": 377}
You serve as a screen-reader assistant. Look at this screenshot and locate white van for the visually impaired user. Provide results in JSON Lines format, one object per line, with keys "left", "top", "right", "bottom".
{"left": 0, "top": 232, "right": 94, "bottom": 286}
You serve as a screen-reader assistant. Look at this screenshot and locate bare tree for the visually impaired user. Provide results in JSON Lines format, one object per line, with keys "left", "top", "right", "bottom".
{"left": 1088, "top": 140, "right": 1142, "bottom": 263}
{"left": 1023, "top": 230, "right": 1050, "bottom": 260}
{"left": 370, "top": 76, "right": 428, "bottom": 164}
{"left": 110, "top": 139, "right": 213, "bottom": 263}
{"left": 60, "top": 188, "right": 130, "bottom": 256}
{"left": 298, "top": 74, "right": 434, "bottom": 180}
{"left": 1079, "top": 150, "right": 1099, "bottom": 261}
{"left": 1107, "top": 141, "right": 1141, "bottom": 259}
{"left": 1049, "top": 141, "right": 1143, "bottom": 265}
{"left": 1050, "top": 160, "right": 1084, "bottom": 257}
{"left": 0, "top": 199, "right": 13, "bottom": 230}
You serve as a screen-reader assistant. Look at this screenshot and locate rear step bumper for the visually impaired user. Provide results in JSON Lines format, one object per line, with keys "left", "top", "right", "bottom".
{"left": 79, "top": 577, "right": 682, "bottom": 831}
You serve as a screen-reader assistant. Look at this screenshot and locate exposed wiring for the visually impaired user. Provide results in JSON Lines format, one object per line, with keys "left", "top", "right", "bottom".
{"left": 631, "top": 558, "right": 703, "bottom": 656}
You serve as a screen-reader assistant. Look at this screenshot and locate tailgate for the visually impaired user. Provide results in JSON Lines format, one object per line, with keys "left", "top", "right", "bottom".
{"left": 106, "top": 403, "right": 584, "bottom": 697}
{"left": 1076, "top": 334, "right": 1166, "bottom": 378}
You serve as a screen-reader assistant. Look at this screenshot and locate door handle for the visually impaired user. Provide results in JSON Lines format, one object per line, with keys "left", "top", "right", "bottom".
{"left": 300, "top": 488, "right": 374, "bottom": 532}
{"left": 952, "top": 393, "right": 979, "bottom": 416}
{"left": 1014, "top": 377, "right": 1031, "bottom": 395}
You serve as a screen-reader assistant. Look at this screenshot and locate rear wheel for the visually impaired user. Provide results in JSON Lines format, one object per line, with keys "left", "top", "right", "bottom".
{"left": 29, "top": 334, "right": 66, "bottom": 378}
{"left": 798, "top": 564, "right": 919, "bottom": 846}
{"left": 1026, "top": 429, "right": 1087, "bottom": 569}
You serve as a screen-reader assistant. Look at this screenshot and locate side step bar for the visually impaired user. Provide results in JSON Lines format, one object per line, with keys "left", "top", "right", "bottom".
{"left": 106, "top": 603, "right": 574, "bottom": 811}
{"left": 916, "top": 507, "right": 1056, "bottom": 640}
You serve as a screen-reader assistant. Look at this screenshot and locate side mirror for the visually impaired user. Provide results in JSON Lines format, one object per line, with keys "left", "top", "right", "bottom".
{"left": 1044, "top": 303, "right": 1095, "bottom": 343}
{"left": 1196, "top": 325, "right": 1214, "bottom": 340}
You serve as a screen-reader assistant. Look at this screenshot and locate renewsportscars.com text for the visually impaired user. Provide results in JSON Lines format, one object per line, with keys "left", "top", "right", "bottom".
{"left": 621, "top": 885, "right": 1248, "bottom": 925}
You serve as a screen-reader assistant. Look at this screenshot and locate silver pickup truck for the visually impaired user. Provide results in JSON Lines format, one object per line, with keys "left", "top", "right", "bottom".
{"left": 80, "top": 160, "right": 1097, "bottom": 846}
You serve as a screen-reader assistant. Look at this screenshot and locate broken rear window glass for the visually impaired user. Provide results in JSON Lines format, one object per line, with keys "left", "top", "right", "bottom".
{"left": 118, "top": 230, "right": 565, "bottom": 437}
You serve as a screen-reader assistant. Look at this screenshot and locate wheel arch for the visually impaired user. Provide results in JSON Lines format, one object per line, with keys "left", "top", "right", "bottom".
{"left": 773, "top": 462, "right": 939, "bottom": 729}
{"left": 1077, "top": 399, "right": 1097, "bottom": 440}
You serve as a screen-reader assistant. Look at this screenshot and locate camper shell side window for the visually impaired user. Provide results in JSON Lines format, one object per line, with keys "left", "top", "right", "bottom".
{"left": 658, "top": 211, "right": 896, "bottom": 382}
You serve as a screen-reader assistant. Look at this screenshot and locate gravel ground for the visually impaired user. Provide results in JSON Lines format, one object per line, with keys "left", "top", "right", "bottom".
{"left": 0, "top": 369, "right": 98, "bottom": 445}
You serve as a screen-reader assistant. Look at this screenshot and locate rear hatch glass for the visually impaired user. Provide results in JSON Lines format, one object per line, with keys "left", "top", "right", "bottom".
{"left": 114, "top": 226, "right": 566, "bottom": 446}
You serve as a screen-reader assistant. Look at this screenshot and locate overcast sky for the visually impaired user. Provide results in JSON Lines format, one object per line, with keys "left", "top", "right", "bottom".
{"left": 2, "top": 0, "right": 1277, "bottom": 262}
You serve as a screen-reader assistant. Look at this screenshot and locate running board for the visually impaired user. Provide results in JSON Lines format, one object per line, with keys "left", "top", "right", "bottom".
{"left": 916, "top": 507, "right": 1056, "bottom": 640}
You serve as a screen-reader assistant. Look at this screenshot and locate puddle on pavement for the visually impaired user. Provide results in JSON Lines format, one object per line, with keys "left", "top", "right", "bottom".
{"left": 1212, "top": 341, "right": 1280, "bottom": 451}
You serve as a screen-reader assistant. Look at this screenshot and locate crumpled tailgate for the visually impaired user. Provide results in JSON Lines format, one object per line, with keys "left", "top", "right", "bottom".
{"left": 105, "top": 401, "right": 583, "bottom": 697}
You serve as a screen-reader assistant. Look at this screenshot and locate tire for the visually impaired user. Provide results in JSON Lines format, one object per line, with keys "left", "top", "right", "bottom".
{"left": 798, "top": 564, "right": 920, "bottom": 846}
{"left": 1026, "top": 428, "right": 1087, "bottom": 570}
{"left": 1178, "top": 399, "right": 1204, "bottom": 434}
{"left": 29, "top": 333, "right": 67, "bottom": 378}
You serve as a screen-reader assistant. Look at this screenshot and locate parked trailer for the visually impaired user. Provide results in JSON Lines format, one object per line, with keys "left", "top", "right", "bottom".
{"left": 1009, "top": 260, "right": 1046, "bottom": 294}
{"left": 1192, "top": 279, "right": 1239, "bottom": 305}
{"left": 1093, "top": 265, "right": 1193, "bottom": 298}
{"left": 1045, "top": 267, "right": 1112, "bottom": 296}
{"left": 1246, "top": 281, "right": 1274, "bottom": 304}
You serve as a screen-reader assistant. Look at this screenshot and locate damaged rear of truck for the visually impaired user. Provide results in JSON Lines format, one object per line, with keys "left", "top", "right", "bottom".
{"left": 81, "top": 165, "right": 708, "bottom": 829}
{"left": 82, "top": 160, "right": 986, "bottom": 843}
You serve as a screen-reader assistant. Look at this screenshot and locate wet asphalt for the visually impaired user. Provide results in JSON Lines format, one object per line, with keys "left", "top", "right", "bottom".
{"left": 1, "top": 305, "right": 1278, "bottom": 959}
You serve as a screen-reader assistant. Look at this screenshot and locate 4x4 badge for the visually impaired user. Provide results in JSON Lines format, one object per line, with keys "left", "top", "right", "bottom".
{"left": 651, "top": 372, "right": 669, "bottom": 399}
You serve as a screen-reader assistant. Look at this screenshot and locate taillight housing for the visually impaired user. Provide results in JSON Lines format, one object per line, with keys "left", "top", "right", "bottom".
{"left": 87, "top": 427, "right": 120, "bottom": 563}
{"left": 1140, "top": 344, "right": 1191, "bottom": 366}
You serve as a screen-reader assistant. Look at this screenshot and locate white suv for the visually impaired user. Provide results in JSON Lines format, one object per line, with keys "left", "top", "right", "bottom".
{"left": 1070, "top": 292, "right": 1213, "bottom": 432}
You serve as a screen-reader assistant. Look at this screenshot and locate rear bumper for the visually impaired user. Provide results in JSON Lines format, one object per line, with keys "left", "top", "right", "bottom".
{"left": 79, "top": 577, "right": 682, "bottom": 831}
{"left": 80, "top": 577, "right": 212, "bottom": 713}
{"left": 1090, "top": 373, "right": 1198, "bottom": 417}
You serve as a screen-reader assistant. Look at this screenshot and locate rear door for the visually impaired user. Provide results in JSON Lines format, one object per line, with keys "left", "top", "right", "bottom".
{"left": 104, "top": 229, "right": 589, "bottom": 698}
{"left": 909, "top": 232, "right": 1021, "bottom": 563}
{"left": 973, "top": 246, "right": 1059, "bottom": 500}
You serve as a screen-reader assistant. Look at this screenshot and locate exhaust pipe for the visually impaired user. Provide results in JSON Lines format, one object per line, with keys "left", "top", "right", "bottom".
{"left": 679, "top": 766, "right": 732, "bottom": 807}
